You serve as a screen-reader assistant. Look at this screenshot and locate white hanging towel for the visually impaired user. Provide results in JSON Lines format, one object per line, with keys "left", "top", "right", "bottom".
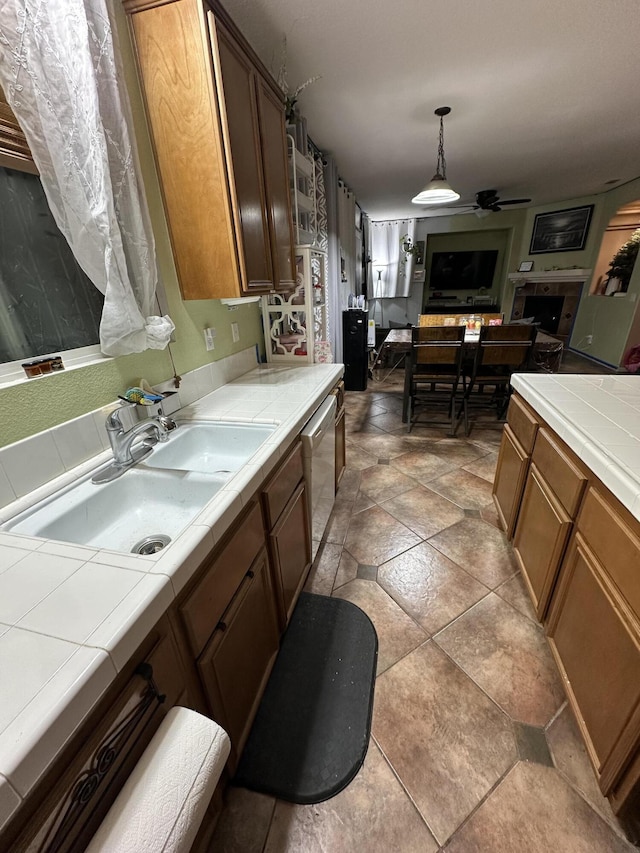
{"left": 85, "top": 707, "right": 230, "bottom": 853}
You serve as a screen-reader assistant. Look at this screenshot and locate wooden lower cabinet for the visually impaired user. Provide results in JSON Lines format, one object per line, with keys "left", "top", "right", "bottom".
{"left": 3, "top": 618, "right": 190, "bottom": 852}
{"left": 491, "top": 394, "right": 640, "bottom": 839}
{"left": 493, "top": 424, "right": 529, "bottom": 537}
{"left": 197, "top": 546, "right": 280, "bottom": 770}
{"left": 513, "top": 463, "right": 572, "bottom": 619}
{"left": 547, "top": 532, "right": 640, "bottom": 795}
{"left": 269, "top": 481, "right": 311, "bottom": 623}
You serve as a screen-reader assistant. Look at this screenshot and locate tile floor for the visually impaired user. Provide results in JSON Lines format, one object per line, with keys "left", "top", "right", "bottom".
{"left": 211, "top": 370, "right": 634, "bottom": 852}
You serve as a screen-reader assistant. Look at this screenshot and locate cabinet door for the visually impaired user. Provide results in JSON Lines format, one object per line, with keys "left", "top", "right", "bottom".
{"left": 547, "top": 533, "right": 640, "bottom": 794}
{"left": 256, "top": 77, "right": 296, "bottom": 291}
{"left": 128, "top": 0, "right": 241, "bottom": 300}
{"left": 197, "top": 547, "right": 280, "bottom": 769}
{"left": 335, "top": 405, "right": 346, "bottom": 490}
{"left": 269, "top": 481, "right": 312, "bottom": 624}
{"left": 492, "top": 424, "right": 529, "bottom": 538}
{"left": 212, "top": 18, "right": 273, "bottom": 292}
{"left": 513, "top": 463, "right": 572, "bottom": 620}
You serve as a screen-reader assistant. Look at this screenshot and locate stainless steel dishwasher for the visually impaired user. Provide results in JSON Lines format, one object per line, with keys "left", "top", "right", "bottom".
{"left": 301, "top": 395, "right": 337, "bottom": 560}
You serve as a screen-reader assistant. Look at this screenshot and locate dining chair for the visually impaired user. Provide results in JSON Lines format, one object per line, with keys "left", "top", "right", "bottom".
{"left": 462, "top": 324, "right": 537, "bottom": 433}
{"left": 407, "top": 325, "right": 467, "bottom": 436}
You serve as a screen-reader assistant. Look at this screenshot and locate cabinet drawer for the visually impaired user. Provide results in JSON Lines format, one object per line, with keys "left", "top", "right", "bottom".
{"left": 506, "top": 394, "right": 540, "bottom": 454}
{"left": 578, "top": 488, "right": 640, "bottom": 617}
{"left": 513, "top": 464, "right": 572, "bottom": 619}
{"left": 262, "top": 441, "right": 303, "bottom": 529}
{"left": 180, "top": 502, "right": 265, "bottom": 658}
{"left": 532, "top": 428, "right": 587, "bottom": 516}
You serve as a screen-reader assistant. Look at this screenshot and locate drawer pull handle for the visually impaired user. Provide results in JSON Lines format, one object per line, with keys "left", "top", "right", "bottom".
{"left": 134, "top": 662, "right": 166, "bottom": 703}
{"left": 217, "top": 621, "right": 227, "bottom": 632}
{"left": 247, "top": 570, "right": 255, "bottom": 579}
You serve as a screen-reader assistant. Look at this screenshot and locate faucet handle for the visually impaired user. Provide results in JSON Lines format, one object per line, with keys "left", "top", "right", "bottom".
{"left": 155, "top": 415, "right": 178, "bottom": 441}
{"left": 158, "top": 415, "right": 178, "bottom": 431}
{"left": 106, "top": 402, "right": 137, "bottom": 432}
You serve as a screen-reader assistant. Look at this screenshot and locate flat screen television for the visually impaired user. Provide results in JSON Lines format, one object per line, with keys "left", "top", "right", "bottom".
{"left": 429, "top": 250, "right": 498, "bottom": 291}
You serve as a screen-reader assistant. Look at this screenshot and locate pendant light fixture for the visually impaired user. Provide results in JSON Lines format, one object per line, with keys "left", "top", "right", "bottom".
{"left": 412, "top": 106, "right": 460, "bottom": 205}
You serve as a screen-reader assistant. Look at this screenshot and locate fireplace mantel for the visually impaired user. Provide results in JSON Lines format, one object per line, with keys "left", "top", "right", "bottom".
{"left": 508, "top": 269, "right": 592, "bottom": 285}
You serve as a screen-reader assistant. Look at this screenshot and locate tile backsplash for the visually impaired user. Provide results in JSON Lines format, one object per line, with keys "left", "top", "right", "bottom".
{"left": 0, "top": 348, "right": 258, "bottom": 511}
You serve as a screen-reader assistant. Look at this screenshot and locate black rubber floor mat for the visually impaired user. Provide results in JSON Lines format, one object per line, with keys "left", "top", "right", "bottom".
{"left": 233, "top": 592, "right": 378, "bottom": 804}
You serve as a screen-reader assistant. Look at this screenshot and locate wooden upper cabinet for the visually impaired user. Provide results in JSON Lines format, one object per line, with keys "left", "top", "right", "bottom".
{"left": 211, "top": 17, "right": 273, "bottom": 291}
{"left": 255, "top": 78, "right": 296, "bottom": 290}
{"left": 127, "top": 0, "right": 240, "bottom": 300}
{"left": 125, "top": 0, "right": 295, "bottom": 299}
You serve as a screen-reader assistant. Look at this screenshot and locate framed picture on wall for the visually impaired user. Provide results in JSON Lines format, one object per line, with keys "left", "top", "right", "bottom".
{"left": 529, "top": 205, "right": 594, "bottom": 254}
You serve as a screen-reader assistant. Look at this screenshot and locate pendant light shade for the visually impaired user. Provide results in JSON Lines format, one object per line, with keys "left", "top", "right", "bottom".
{"left": 412, "top": 107, "right": 460, "bottom": 205}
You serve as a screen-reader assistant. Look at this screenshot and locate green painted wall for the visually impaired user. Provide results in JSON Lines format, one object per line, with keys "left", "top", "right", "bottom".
{"left": 515, "top": 180, "right": 640, "bottom": 366}
{"left": 423, "top": 227, "right": 512, "bottom": 305}
{"left": 0, "top": 4, "right": 265, "bottom": 448}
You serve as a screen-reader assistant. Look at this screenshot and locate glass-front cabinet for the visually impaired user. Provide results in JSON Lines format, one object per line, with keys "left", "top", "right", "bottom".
{"left": 262, "top": 247, "right": 330, "bottom": 363}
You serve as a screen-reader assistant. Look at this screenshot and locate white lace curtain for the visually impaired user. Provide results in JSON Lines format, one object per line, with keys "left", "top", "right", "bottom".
{"left": 0, "top": 0, "right": 174, "bottom": 357}
{"left": 370, "top": 219, "right": 416, "bottom": 298}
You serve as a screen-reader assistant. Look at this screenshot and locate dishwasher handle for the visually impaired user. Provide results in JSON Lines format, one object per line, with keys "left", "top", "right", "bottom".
{"left": 301, "top": 395, "right": 337, "bottom": 452}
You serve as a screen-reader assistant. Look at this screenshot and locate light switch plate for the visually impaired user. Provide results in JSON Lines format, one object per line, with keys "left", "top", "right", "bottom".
{"left": 231, "top": 322, "right": 240, "bottom": 343}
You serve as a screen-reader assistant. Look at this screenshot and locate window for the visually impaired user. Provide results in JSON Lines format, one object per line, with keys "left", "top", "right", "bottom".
{"left": 0, "top": 165, "right": 104, "bottom": 365}
{"left": 0, "top": 85, "right": 104, "bottom": 375}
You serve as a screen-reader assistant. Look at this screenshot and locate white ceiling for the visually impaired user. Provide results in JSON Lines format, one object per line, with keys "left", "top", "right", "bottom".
{"left": 221, "top": 0, "right": 640, "bottom": 221}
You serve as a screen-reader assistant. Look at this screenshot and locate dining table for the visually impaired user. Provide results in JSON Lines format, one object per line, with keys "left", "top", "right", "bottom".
{"left": 373, "top": 327, "right": 564, "bottom": 422}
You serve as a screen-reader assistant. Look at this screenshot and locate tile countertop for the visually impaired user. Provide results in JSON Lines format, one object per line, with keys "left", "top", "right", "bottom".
{"left": 0, "top": 362, "right": 343, "bottom": 832}
{"left": 510, "top": 373, "right": 640, "bottom": 520}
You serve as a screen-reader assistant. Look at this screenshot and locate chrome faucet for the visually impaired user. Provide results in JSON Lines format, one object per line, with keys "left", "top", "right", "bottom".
{"left": 92, "top": 405, "right": 178, "bottom": 484}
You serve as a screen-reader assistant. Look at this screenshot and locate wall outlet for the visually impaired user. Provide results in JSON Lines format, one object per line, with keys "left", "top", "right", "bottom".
{"left": 231, "top": 322, "right": 240, "bottom": 343}
{"left": 203, "top": 327, "right": 216, "bottom": 351}
{"left": 585, "top": 334, "right": 593, "bottom": 345}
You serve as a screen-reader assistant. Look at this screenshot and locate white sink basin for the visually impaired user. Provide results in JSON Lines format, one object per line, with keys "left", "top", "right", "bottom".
{"left": 142, "top": 421, "right": 276, "bottom": 474}
{"left": 5, "top": 467, "right": 225, "bottom": 553}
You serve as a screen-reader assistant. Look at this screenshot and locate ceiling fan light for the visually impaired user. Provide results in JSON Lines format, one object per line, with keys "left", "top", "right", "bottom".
{"left": 411, "top": 174, "right": 460, "bottom": 205}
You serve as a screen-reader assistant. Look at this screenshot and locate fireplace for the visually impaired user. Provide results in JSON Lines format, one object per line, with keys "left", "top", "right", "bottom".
{"left": 510, "top": 278, "right": 585, "bottom": 344}
{"left": 523, "top": 295, "right": 564, "bottom": 334}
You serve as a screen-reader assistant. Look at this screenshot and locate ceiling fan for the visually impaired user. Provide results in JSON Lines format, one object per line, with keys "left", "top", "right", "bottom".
{"left": 421, "top": 188, "right": 532, "bottom": 216}
{"left": 474, "top": 189, "right": 532, "bottom": 211}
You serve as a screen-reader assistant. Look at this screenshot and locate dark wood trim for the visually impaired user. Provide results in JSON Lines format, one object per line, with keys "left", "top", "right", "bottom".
{"left": 0, "top": 85, "right": 38, "bottom": 174}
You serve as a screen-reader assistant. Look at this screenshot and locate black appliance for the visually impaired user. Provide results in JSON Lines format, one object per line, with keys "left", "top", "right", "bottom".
{"left": 429, "top": 250, "right": 498, "bottom": 290}
{"left": 342, "top": 310, "right": 368, "bottom": 391}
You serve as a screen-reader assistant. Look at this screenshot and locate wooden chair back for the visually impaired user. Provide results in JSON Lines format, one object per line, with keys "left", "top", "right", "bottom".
{"left": 418, "top": 312, "right": 503, "bottom": 327}
{"left": 411, "top": 325, "right": 465, "bottom": 372}
{"left": 474, "top": 324, "right": 537, "bottom": 373}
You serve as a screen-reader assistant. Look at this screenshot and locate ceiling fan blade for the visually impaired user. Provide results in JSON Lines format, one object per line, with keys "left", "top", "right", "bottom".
{"left": 418, "top": 204, "right": 475, "bottom": 216}
{"left": 496, "top": 198, "right": 531, "bottom": 205}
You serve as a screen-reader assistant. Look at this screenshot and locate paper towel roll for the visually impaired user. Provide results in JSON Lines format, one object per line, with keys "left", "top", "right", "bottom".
{"left": 86, "top": 707, "right": 230, "bottom": 853}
